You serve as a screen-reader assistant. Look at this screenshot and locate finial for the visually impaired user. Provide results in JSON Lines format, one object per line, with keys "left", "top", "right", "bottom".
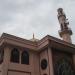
{"left": 57, "top": 8, "right": 66, "bottom": 19}
{"left": 57, "top": 8, "right": 63, "bottom": 12}
{"left": 30, "top": 33, "right": 39, "bottom": 42}
{"left": 33, "top": 33, "right": 35, "bottom": 39}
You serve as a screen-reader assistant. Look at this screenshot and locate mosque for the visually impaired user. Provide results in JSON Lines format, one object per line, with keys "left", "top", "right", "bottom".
{"left": 0, "top": 8, "right": 75, "bottom": 75}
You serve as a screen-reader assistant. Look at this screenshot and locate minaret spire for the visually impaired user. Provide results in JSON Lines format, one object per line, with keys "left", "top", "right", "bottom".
{"left": 33, "top": 33, "right": 35, "bottom": 39}
{"left": 57, "top": 8, "right": 72, "bottom": 43}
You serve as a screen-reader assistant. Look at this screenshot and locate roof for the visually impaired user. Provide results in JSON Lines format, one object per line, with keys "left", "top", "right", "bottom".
{"left": 0, "top": 33, "right": 75, "bottom": 54}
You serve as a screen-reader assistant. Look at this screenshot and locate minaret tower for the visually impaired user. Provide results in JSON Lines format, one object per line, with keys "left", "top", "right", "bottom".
{"left": 57, "top": 8, "right": 72, "bottom": 43}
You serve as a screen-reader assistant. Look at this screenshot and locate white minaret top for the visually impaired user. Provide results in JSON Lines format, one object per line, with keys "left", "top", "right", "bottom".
{"left": 57, "top": 8, "right": 72, "bottom": 43}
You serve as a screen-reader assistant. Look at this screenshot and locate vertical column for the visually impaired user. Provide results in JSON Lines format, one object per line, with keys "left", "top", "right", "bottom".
{"left": 48, "top": 47, "right": 54, "bottom": 75}
{"left": 40, "top": 49, "right": 49, "bottom": 75}
{"left": 2, "top": 46, "right": 11, "bottom": 75}
{"left": 32, "top": 53, "right": 40, "bottom": 75}
{"left": 30, "top": 52, "right": 35, "bottom": 75}
{"left": 73, "top": 55, "right": 75, "bottom": 69}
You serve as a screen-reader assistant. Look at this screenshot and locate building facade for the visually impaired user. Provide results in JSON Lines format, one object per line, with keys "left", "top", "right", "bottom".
{"left": 0, "top": 8, "right": 75, "bottom": 75}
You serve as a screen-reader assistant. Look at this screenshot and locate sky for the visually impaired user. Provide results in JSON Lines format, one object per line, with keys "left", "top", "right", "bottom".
{"left": 0, "top": 0, "right": 75, "bottom": 44}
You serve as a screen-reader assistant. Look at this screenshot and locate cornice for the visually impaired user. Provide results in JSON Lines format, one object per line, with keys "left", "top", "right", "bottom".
{"left": 0, "top": 33, "right": 75, "bottom": 53}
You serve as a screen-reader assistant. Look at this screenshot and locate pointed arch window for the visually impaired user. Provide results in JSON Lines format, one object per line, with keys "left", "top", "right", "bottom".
{"left": 21, "top": 50, "right": 29, "bottom": 65}
{"left": 0, "top": 50, "right": 4, "bottom": 64}
{"left": 10, "top": 48, "right": 19, "bottom": 63}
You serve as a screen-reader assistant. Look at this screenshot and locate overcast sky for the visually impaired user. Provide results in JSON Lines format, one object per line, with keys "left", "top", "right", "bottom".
{"left": 0, "top": 0, "right": 75, "bottom": 44}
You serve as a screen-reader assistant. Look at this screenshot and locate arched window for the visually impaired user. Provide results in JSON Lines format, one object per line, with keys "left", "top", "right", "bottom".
{"left": 0, "top": 50, "right": 4, "bottom": 64}
{"left": 21, "top": 50, "right": 29, "bottom": 65}
{"left": 10, "top": 48, "right": 19, "bottom": 63}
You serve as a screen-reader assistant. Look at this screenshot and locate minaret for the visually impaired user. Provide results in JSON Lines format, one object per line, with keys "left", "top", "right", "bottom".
{"left": 57, "top": 8, "right": 72, "bottom": 43}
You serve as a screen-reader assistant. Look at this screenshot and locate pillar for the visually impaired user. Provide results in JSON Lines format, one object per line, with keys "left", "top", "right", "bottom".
{"left": 2, "top": 46, "right": 11, "bottom": 75}
{"left": 73, "top": 54, "right": 75, "bottom": 69}
{"left": 48, "top": 47, "right": 54, "bottom": 75}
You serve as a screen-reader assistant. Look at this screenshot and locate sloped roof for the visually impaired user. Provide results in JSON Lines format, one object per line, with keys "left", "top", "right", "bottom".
{"left": 0, "top": 33, "right": 75, "bottom": 53}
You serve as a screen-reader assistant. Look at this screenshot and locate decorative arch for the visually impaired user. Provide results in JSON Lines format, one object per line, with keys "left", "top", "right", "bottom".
{"left": 21, "top": 50, "right": 29, "bottom": 65}
{"left": 10, "top": 48, "right": 19, "bottom": 63}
